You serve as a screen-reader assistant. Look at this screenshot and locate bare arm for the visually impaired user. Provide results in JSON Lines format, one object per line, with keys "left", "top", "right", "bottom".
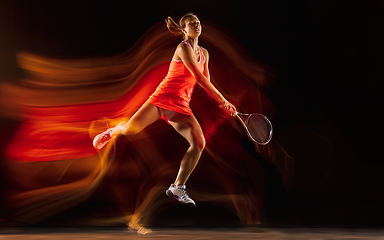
{"left": 176, "top": 43, "right": 236, "bottom": 115}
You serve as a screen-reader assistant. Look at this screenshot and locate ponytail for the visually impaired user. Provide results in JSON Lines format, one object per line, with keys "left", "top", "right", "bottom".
{"left": 165, "top": 16, "right": 182, "bottom": 36}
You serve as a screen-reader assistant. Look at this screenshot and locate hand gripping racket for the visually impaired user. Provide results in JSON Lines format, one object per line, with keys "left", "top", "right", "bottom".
{"left": 235, "top": 112, "right": 273, "bottom": 145}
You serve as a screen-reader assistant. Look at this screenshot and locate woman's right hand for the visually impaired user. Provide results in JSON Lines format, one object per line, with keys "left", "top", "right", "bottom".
{"left": 220, "top": 100, "right": 237, "bottom": 116}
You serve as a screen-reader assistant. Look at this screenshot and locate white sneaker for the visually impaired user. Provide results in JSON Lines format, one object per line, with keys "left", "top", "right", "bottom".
{"left": 93, "top": 128, "right": 114, "bottom": 150}
{"left": 166, "top": 184, "right": 196, "bottom": 206}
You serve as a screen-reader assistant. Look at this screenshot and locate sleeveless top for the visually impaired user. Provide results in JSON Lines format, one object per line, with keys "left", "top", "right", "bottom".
{"left": 146, "top": 40, "right": 206, "bottom": 115}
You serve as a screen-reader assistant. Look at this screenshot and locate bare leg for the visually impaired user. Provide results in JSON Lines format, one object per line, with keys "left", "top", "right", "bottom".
{"left": 169, "top": 114, "right": 206, "bottom": 186}
{"left": 113, "top": 105, "right": 205, "bottom": 185}
{"left": 113, "top": 104, "right": 161, "bottom": 136}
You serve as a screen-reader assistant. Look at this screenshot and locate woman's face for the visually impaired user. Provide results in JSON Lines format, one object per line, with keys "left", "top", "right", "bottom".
{"left": 183, "top": 16, "right": 201, "bottom": 39}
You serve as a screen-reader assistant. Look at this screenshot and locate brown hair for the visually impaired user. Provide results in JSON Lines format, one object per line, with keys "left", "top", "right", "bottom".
{"left": 165, "top": 13, "right": 197, "bottom": 37}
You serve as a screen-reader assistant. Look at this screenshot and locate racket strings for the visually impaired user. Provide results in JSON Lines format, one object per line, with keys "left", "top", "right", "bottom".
{"left": 247, "top": 114, "right": 272, "bottom": 144}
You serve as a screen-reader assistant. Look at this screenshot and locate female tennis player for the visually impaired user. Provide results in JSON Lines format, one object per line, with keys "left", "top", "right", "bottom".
{"left": 93, "top": 13, "right": 236, "bottom": 206}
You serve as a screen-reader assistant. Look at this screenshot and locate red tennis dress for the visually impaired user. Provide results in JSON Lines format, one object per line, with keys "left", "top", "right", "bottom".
{"left": 146, "top": 40, "right": 205, "bottom": 116}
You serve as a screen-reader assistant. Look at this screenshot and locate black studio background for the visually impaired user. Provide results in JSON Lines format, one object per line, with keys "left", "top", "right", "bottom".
{"left": 0, "top": 0, "right": 383, "bottom": 227}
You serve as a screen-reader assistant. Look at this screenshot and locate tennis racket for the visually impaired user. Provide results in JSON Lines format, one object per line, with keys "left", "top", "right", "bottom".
{"left": 235, "top": 112, "right": 273, "bottom": 145}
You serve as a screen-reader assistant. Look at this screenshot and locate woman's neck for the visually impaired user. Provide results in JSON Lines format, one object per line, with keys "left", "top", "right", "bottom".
{"left": 186, "top": 38, "right": 199, "bottom": 50}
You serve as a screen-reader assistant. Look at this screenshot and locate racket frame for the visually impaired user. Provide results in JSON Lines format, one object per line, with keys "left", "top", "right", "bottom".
{"left": 235, "top": 112, "right": 273, "bottom": 145}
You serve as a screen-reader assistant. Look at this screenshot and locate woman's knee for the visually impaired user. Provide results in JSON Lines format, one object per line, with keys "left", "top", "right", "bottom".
{"left": 193, "top": 134, "right": 206, "bottom": 152}
{"left": 121, "top": 120, "right": 143, "bottom": 136}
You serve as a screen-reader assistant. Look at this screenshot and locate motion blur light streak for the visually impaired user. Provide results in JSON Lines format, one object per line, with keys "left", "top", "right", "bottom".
{"left": 0, "top": 22, "right": 293, "bottom": 226}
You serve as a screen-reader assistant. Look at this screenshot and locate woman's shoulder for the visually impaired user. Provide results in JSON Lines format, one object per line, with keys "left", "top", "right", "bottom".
{"left": 199, "top": 46, "right": 208, "bottom": 54}
{"left": 172, "top": 42, "right": 187, "bottom": 61}
{"left": 199, "top": 46, "right": 209, "bottom": 60}
{"left": 176, "top": 41, "right": 189, "bottom": 50}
